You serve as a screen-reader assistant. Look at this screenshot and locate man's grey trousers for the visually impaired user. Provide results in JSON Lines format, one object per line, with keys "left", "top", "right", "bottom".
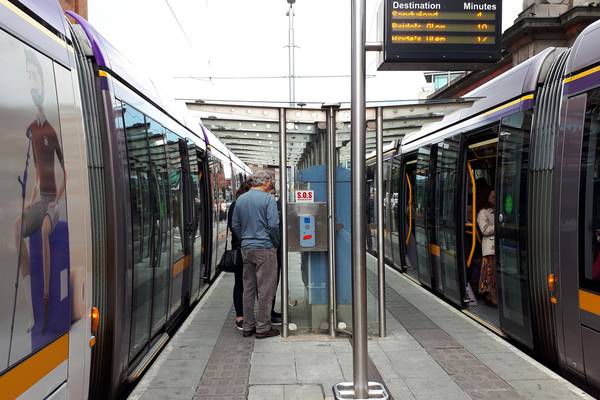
{"left": 241, "top": 248, "right": 278, "bottom": 334}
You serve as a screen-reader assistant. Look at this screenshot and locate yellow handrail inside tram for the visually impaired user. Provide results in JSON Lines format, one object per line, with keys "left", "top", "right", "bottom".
{"left": 466, "top": 161, "right": 477, "bottom": 268}
{"left": 405, "top": 173, "right": 413, "bottom": 245}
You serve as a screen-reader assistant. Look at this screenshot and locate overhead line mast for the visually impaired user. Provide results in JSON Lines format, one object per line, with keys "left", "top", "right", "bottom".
{"left": 287, "top": 0, "right": 297, "bottom": 107}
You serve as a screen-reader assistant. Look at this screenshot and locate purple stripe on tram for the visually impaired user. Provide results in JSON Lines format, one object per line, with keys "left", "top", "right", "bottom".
{"left": 564, "top": 70, "right": 600, "bottom": 96}
{"left": 64, "top": 11, "right": 106, "bottom": 67}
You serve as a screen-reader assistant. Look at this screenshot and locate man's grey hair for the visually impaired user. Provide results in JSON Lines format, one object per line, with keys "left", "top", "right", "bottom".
{"left": 251, "top": 170, "right": 273, "bottom": 187}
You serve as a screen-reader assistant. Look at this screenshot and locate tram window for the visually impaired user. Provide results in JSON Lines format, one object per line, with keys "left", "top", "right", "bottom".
{"left": 123, "top": 104, "right": 152, "bottom": 359}
{"left": 580, "top": 88, "right": 600, "bottom": 293}
{"left": 146, "top": 118, "right": 170, "bottom": 335}
{"left": 209, "top": 156, "right": 222, "bottom": 278}
{"left": 166, "top": 130, "right": 184, "bottom": 264}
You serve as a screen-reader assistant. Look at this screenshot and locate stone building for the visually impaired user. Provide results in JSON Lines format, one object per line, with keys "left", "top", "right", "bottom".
{"left": 430, "top": 0, "right": 600, "bottom": 99}
{"left": 59, "top": 0, "right": 87, "bottom": 19}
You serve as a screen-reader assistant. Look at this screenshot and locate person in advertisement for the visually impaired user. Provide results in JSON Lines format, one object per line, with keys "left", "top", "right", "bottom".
{"left": 12, "top": 49, "right": 68, "bottom": 348}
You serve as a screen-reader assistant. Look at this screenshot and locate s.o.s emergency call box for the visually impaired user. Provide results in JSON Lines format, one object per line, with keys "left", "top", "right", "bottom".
{"left": 287, "top": 203, "right": 327, "bottom": 252}
{"left": 299, "top": 215, "right": 316, "bottom": 248}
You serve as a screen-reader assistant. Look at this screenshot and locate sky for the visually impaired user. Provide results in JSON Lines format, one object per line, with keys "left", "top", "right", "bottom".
{"left": 88, "top": 1, "right": 523, "bottom": 104}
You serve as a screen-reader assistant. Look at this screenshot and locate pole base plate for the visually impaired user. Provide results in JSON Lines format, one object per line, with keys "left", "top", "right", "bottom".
{"left": 333, "top": 382, "right": 389, "bottom": 400}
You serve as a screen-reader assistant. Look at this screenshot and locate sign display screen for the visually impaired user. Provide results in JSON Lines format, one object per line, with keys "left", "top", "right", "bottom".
{"left": 380, "top": 1, "right": 502, "bottom": 70}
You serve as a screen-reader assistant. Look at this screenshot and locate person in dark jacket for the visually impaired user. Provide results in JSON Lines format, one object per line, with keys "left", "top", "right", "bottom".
{"left": 227, "top": 180, "right": 252, "bottom": 330}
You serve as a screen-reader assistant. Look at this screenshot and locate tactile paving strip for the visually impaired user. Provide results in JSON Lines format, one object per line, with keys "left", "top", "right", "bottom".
{"left": 366, "top": 270, "right": 524, "bottom": 400}
{"left": 194, "top": 309, "right": 253, "bottom": 400}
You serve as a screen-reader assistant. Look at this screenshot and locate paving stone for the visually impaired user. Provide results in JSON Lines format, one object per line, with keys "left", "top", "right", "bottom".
{"left": 384, "top": 378, "right": 417, "bottom": 400}
{"left": 284, "top": 384, "right": 325, "bottom": 400}
{"left": 148, "top": 359, "right": 205, "bottom": 388}
{"left": 465, "top": 389, "right": 524, "bottom": 400}
{"left": 247, "top": 385, "right": 284, "bottom": 400}
{"left": 408, "top": 328, "right": 462, "bottom": 349}
{"left": 252, "top": 351, "right": 295, "bottom": 366}
{"left": 140, "top": 387, "right": 197, "bottom": 400}
{"left": 249, "top": 363, "right": 297, "bottom": 384}
{"left": 194, "top": 310, "right": 254, "bottom": 399}
{"left": 167, "top": 345, "right": 214, "bottom": 361}
{"left": 475, "top": 352, "right": 550, "bottom": 381}
{"left": 508, "top": 379, "right": 592, "bottom": 400}
{"left": 252, "top": 339, "right": 294, "bottom": 353}
{"left": 452, "top": 333, "right": 511, "bottom": 355}
{"left": 404, "top": 377, "right": 470, "bottom": 400}
{"left": 295, "top": 352, "right": 344, "bottom": 384}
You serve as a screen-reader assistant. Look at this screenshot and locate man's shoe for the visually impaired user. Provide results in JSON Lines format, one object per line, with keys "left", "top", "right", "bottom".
{"left": 235, "top": 320, "right": 244, "bottom": 331}
{"left": 271, "top": 311, "right": 282, "bottom": 325}
{"left": 242, "top": 329, "right": 255, "bottom": 337}
{"left": 256, "top": 328, "right": 280, "bottom": 339}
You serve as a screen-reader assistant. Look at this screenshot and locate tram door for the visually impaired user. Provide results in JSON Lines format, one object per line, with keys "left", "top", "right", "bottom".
{"left": 414, "top": 146, "right": 433, "bottom": 288}
{"left": 401, "top": 156, "right": 418, "bottom": 277}
{"left": 495, "top": 114, "right": 534, "bottom": 349}
{"left": 430, "top": 137, "right": 463, "bottom": 306}
{"left": 188, "top": 147, "right": 209, "bottom": 302}
{"left": 164, "top": 133, "right": 191, "bottom": 318}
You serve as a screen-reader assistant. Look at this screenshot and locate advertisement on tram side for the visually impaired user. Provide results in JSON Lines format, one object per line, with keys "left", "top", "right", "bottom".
{"left": 0, "top": 31, "right": 71, "bottom": 372}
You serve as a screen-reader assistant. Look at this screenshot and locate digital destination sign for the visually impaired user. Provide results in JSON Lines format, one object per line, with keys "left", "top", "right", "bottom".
{"left": 379, "top": 1, "right": 502, "bottom": 71}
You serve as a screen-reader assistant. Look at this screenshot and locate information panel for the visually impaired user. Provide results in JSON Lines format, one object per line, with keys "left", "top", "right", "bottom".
{"left": 379, "top": 1, "right": 502, "bottom": 71}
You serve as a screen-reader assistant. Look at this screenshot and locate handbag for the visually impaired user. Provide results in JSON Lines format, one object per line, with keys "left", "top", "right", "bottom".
{"left": 217, "top": 230, "right": 243, "bottom": 273}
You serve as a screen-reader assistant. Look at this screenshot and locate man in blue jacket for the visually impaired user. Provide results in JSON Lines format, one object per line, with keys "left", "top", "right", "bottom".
{"left": 231, "top": 170, "right": 280, "bottom": 339}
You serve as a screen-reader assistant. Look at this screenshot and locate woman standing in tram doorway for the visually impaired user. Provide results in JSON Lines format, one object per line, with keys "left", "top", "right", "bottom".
{"left": 477, "top": 188, "right": 498, "bottom": 306}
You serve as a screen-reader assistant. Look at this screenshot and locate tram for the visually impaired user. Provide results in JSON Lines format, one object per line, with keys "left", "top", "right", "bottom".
{"left": 367, "top": 19, "right": 600, "bottom": 395}
{"left": 0, "top": 1, "right": 249, "bottom": 398}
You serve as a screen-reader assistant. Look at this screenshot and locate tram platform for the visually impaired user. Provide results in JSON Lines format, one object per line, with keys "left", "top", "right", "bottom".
{"left": 128, "top": 256, "right": 593, "bottom": 400}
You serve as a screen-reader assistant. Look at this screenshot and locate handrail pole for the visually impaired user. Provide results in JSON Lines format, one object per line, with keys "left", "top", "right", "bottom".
{"left": 467, "top": 161, "right": 477, "bottom": 268}
{"left": 279, "top": 108, "right": 289, "bottom": 337}
{"left": 376, "top": 106, "right": 386, "bottom": 338}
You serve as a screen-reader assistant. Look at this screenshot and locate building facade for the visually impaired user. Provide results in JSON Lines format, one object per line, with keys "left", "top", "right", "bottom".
{"left": 429, "top": 0, "right": 600, "bottom": 99}
{"left": 59, "top": 0, "right": 87, "bottom": 19}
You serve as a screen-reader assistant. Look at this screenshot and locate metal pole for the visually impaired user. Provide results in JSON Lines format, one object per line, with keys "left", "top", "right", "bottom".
{"left": 287, "top": 3, "right": 296, "bottom": 106}
{"left": 376, "top": 107, "right": 386, "bottom": 338}
{"left": 279, "top": 108, "right": 289, "bottom": 338}
{"left": 326, "top": 105, "right": 339, "bottom": 338}
{"left": 351, "top": 0, "right": 368, "bottom": 396}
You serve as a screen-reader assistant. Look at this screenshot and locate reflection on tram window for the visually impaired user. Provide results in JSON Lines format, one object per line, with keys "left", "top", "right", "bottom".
{"left": 581, "top": 88, "right": 600, "bottom": 291}
{"left": 123, "top": 104, "right": 152, "bottom": 359}
{"left": 166, "top": 130, "right": 184, "bottom": 263}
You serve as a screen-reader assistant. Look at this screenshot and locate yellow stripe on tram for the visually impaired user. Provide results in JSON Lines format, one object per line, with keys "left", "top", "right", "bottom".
{"left": 0, "top": 0, "right": 73, "bottom": 52}
{"left": 0, "top": 334, "right": 69, "bottom": 399}
{"left": 481, "top": 94, "right": 535, "bottom": 118}
{"left": 98, "top": 70, "right": 109, "bottom": 78}
{"left": 580, "top": 290, "right": 600, "bottom": 317}
{"left": 172, "top": 255, "right": 192, "bottom": 277}
{"left": 564, "top": 64, "right": 600, "bottom": 84}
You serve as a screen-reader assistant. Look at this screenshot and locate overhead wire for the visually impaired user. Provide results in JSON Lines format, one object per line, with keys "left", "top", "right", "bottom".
{"left": 164, "top": 0, "right": 196, "bottom": 53}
